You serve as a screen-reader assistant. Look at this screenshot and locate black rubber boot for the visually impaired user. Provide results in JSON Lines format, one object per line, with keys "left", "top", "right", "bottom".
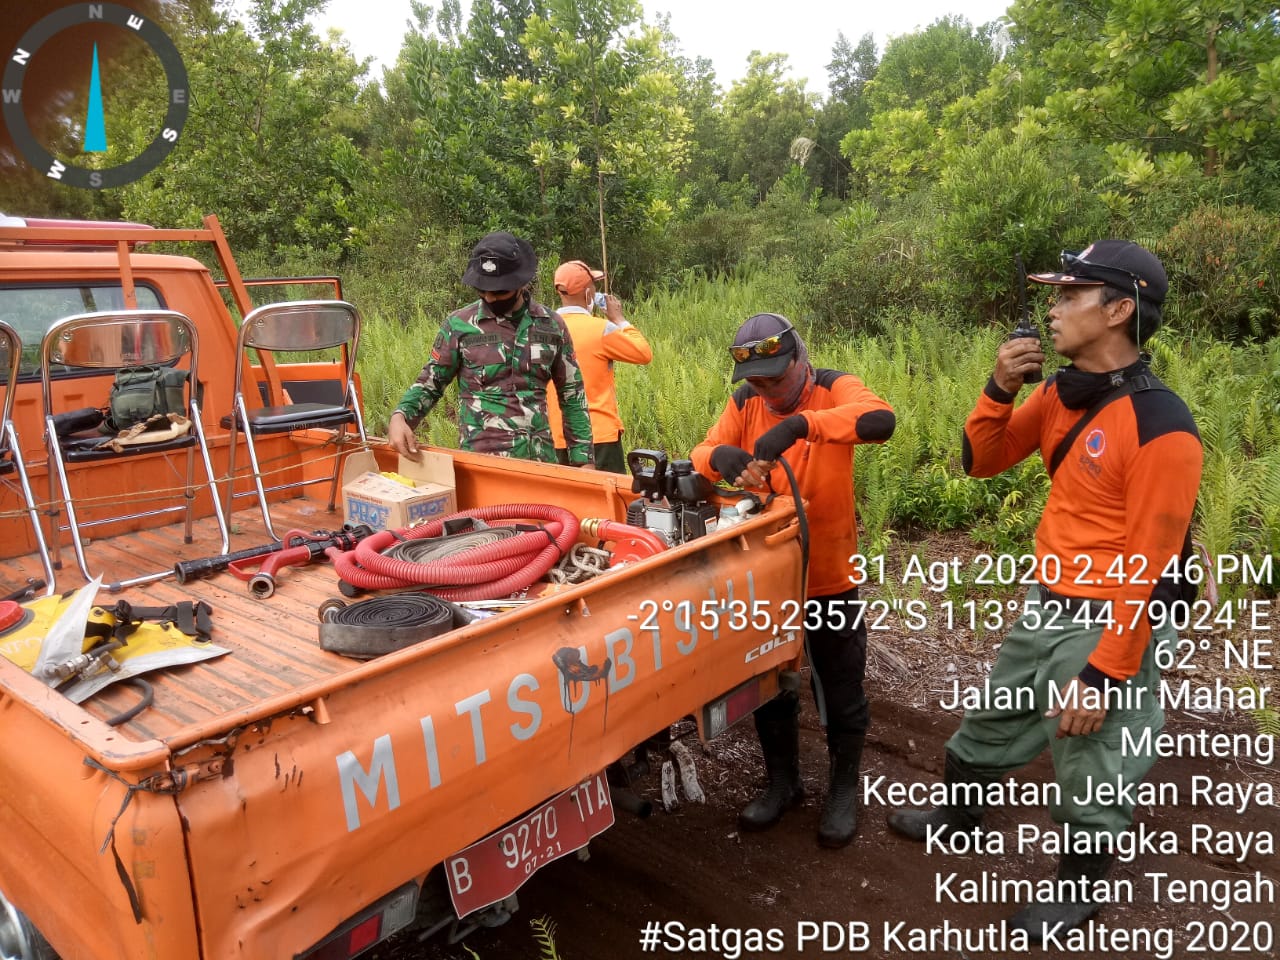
{"left": 817, "top": 731, "right": 864, "bottom": 848}
{"left": 886, "top": 750, "right": 990, "bottom": 841}
{"left": 1007, "top": 851, "right": 1115, "bottom": 940}
{"left": 738, "top": 699, "right": 803, "bottom": 832}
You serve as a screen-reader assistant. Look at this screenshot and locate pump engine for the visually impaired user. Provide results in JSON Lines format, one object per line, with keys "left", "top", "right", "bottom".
{"left": 625, "top": 449, "right": 718, "bottom": 546}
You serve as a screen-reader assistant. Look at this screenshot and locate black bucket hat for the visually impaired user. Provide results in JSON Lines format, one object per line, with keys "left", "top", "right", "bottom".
{"left": 462, "top": 232, "right": 537, "bottom": 291}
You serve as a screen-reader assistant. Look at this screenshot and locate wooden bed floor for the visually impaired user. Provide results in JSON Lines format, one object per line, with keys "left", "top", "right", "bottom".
{"left": 0, "top": 497, "right": 369, "bottom": 743}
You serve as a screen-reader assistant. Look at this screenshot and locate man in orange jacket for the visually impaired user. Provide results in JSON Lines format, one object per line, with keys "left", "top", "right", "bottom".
{"left": 547, "top": 260, "right": 652, "bottom": 474}
{"left": 888, "top": 240, "right": 1203, "bottom": 939}
{"left": 692, "top": 313, "right": 895, "bottom": 848}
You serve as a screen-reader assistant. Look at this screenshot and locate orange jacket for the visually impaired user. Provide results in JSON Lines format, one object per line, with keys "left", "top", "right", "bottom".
{"left": 963, "top": 375, "right": 1202, "bottom": 681}
{"left": 692, "top": 371, "right": 895, "bottom": 597}
{"left": 548, "top": 307, "right": 652, "bottom": 446}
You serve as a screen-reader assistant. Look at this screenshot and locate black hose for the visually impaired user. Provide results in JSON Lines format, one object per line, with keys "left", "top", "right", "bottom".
{"left": 381, "top": 527, "right": 520, "bottom": 565}
{"left": 318, "top": 593, "right": 459, "bottom": 659}
{"left": 106, "top": 678, "right": 154, "bottom": 726}
{"left": 326, "top": 594, "right": 457, "bottom": 632}
{"left": 776, "top": 453, "right": 810, "bottom": 597}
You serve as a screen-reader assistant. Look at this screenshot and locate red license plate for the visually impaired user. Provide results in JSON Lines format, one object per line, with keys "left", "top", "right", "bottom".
{"left": 445, "top": 771, "right": 615, "bottom": 917}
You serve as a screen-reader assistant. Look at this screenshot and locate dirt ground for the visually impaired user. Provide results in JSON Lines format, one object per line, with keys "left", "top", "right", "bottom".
{"left": 375, "top": 639, "right": 1279, "bottom": 960}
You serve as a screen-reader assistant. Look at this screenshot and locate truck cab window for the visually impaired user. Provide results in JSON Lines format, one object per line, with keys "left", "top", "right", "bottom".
{"left": 0, "top": 284, "right": 164, "bottom": 380}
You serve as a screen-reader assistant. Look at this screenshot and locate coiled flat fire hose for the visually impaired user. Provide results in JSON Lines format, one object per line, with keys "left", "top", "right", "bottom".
{"left": 318, "top": 594, "right": 457, "bottom": 659}
{"left": 381, "top": 527, "right": 520, "bottom": 564}
{"left": 328, "top": 504, "right": 580, "bottom": 601}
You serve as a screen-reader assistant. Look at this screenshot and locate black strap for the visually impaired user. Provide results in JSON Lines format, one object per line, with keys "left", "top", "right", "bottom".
{"left": 1047, "top": 373, "right": 1167, "bottom": 479}
{"left": 103, "top": 600, "right": 214, "bottom": 644}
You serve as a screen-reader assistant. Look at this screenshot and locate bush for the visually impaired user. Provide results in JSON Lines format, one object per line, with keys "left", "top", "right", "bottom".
{"left": 669, "top": 167, "right": 831, "bottom": 286}
{"left": 815, "top": 194, "right": 941, "bottom": 335}
{"left": 1155, "top": 204, "right": 1280, "bottom": 341}
{"left": 933, "top": 132, "right": 1107, "bottom": 321}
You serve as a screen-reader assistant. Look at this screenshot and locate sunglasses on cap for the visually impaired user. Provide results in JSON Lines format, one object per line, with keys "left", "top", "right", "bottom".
{"left": 1060, "top": 250, "right": 1147, "bottom": 291}
{"left": 728, "top": 322, "right": 795, "bottom": 363}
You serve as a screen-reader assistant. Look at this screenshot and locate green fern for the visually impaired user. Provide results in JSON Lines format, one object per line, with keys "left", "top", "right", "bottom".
{"left": 1238, "top": 677, "right": 1280, "bottom": 738}
{"left": 348, "top": 274, "right": 1280, "bottom": 610}
{"left": 530, "top": 916, "right": 561, "bottom": 960}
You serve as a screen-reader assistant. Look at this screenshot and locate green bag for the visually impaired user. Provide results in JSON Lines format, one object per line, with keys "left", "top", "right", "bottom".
{"left": 106, "top": 365, "right": 189, "bottom": 432}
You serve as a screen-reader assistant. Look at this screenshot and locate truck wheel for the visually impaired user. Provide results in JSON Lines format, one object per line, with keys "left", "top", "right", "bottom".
{"left": 0, "top": 892, "right": 58, "bottom": 960}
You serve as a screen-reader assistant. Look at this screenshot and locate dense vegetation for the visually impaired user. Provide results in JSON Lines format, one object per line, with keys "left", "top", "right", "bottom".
{"left": 7, "top": 0, "right": 1280, "bottom": 337}
{"left": 4, "top": 0, "right": 1277, "bottom": 581}
{"left": 359, "top": 273, "right": 1279, "bottom": 598}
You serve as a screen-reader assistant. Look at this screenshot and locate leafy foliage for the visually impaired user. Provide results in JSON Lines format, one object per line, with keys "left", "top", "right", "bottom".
{"left": 1156, "top": 204, "right": 1280, "bottom": 340}
{"left": 933, "top": 132, "right": 1107, "bottom": 318}
{"left": 867, "top": 15, "right": 1002, "bottom": 120}
{"left": 530, "top": 916, "right": 561, "bottom": 960}
{"left": 1006, "top": 0, "right": 1280, "bottom": 175}
{"left": 720, "top": 53, "right": 820, "bottom": 199}
{"left": 118, "top": 0, "right": 371, "bottom": 259}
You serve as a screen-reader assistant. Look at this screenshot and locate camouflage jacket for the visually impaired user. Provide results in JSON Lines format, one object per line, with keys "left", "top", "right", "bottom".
{"left": 395, "top": 299, "right": 593, "bottom": 464}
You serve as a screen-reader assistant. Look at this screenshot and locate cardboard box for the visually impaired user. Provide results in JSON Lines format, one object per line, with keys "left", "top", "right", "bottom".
{"left": 342, "top": 450, "right": 457, "bottom": 531}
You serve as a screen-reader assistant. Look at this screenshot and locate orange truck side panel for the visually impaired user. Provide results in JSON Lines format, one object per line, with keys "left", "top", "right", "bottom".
{"left": 177, "top": 542, "right": 800, "bottom": 957}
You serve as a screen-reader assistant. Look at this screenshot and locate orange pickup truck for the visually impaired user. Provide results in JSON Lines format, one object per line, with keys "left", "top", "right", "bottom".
{"left": 0, "top": 216, "right": 805, "bottom": 959}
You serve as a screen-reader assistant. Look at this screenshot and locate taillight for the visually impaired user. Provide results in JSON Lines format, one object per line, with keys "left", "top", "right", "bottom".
{"left": 701, "top": 676, "right": 767, "bottom": 739}
{"left": 296, "top": 882, "right": 417, "bottom": 960}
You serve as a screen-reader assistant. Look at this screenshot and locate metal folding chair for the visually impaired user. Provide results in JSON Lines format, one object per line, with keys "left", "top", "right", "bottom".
{"left": 221, "top": 300, "right": 366, "bottom": 540}
{"left": 40, "top": 310, "right": 229, "bottom": 590}
{"left": 0, "top": 321, "right": 56, "bottom": 596}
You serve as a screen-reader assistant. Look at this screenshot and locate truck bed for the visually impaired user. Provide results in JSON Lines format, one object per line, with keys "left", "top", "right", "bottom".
{"left": 0, "top": 494, "right": 366, "bottom": 745}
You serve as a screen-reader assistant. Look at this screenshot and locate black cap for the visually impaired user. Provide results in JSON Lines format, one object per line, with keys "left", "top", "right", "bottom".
{"left": 730, "top": 313, "right": 797, "bottom": 382}
{"left": 462, "top": 232, "right": 537, "bottom": 291}
{"left": 1028, "top": 240, "right": 1168, "bottom": 307}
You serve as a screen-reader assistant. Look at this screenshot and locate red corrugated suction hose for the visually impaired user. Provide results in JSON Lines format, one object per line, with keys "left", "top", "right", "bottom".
{"left": 329, "top": 504, "right": 580, "bottom": 601}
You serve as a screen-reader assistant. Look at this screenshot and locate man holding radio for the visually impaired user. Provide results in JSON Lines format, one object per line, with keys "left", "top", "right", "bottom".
{"left": 887, "top": 240, "right": 1203, "bottom": 939}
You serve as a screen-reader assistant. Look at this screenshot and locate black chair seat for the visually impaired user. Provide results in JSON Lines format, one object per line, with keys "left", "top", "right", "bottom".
{"left": 220, "top": 402, "right": 356, "bottom": 434}
{"left": 63, "top": 431, "right": 198, "bottom": 462}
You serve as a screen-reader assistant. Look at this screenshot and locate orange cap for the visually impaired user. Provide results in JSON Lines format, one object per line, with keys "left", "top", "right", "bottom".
{"left": 553, "top": 260, "right": 605, "bottom": 295}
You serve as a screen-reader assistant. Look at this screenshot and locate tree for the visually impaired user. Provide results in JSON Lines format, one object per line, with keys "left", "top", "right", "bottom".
{"left": 372, "top": 0, "right": 689, "bottom": 284}
{"left": 867, "top": 16, "right": 1001, "bottom": 120}
{"left": 721, "top": 52, "right": 819, "bottom": 198}
{"left": 1007, "top": 0, "right": 1280, "bottom": 176}
{"left": 374, "top": 0, "right": 546, "bottom": 235}
{"left": 934, "top": 131, "right": 1107, "bottom": 318}
{"left": 809, "top": 32, "right": 879, "bottom": 198}
{"left": 515, "top": 0, "right": 691, "bottom": 277}
{"left": 840, "top": 108, "right": 940, "bottom": 199}
{"left": 116, "top": 0, "right": 371, "bottom": 257}
{"left": 827, "top": 31, "right": 878, "bottom": 114}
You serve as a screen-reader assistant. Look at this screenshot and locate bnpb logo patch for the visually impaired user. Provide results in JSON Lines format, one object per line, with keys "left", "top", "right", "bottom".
{"left": 1085, "top": 428, "right": 1106, "bottom": 458}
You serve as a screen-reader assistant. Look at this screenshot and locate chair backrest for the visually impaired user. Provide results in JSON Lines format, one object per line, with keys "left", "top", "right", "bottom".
{"left": 233, "top": 300, "right": 361, "bottom": 403}
{"left": 39, "top": 310, "right": 200, "bottom": 414}
{"left": 0, "top": 320, "right": 20, "bottom": 450}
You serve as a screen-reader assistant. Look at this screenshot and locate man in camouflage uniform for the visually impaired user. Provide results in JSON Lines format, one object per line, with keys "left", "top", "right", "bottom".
{"left": 388, "top": 232, "right": 594, "bottom": 465}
